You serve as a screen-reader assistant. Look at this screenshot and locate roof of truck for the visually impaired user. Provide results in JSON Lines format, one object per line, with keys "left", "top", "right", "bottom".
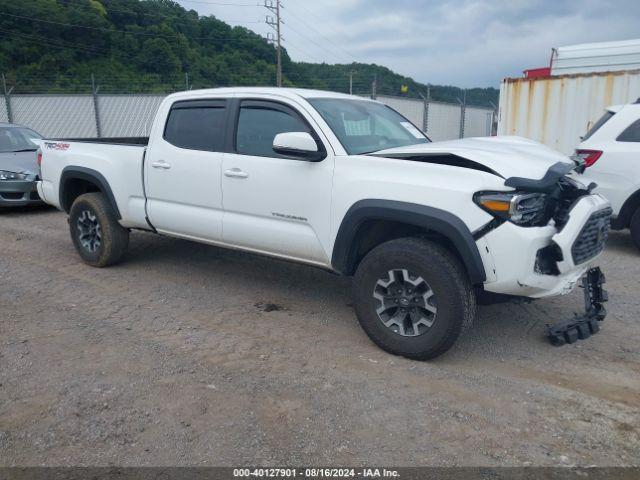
{"left": 166, "top": 87, "right": 370, "bottom": 102}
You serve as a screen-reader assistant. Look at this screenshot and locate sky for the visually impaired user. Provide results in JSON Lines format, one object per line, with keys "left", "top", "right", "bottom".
{"left": 176, "top": 0, "right": 640, "bottom": 88}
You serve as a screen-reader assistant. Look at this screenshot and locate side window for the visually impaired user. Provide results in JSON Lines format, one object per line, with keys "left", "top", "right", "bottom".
{"left": 236, "top": 101, "right": 313, "bottom": 158}
{"left": 164, "top": 100, "right": 226, "bottom": 151}
{"left": 617, "top": 118, "right": 640, "bottom": 142}
{"left": 582, "top": 111, "right": 615, "bottom": 141}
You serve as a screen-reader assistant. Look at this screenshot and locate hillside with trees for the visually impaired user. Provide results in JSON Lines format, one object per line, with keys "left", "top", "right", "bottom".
{"left": 0, "top": 0, "right": 499, "bottom": 107}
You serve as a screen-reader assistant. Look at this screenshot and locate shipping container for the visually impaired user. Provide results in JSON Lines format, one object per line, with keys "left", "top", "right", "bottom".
{"left": 498, "top": 69, "right": 640, "bottom": 155}
{"left": 551, "top": 39, "right": 640, "bottom": 76}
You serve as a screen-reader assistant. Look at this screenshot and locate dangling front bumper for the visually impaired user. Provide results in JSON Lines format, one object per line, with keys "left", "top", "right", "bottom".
{"left": 545, "top": 267, "right": 608, "bottom": 346}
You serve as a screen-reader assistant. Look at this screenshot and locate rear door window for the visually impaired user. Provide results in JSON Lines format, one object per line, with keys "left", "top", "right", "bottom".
{"left": 582, "top": 111, "right": 615, "bottom": 141}
{"left": 164, "top": 100, "right": 226, "bottom": 151}
{"left": 617, "top": 118, "right": 640, "bottom": 142}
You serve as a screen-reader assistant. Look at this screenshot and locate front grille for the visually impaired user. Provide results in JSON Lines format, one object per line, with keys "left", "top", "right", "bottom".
{"left": 572, "top": 208, "right": 612, "bottom": 265}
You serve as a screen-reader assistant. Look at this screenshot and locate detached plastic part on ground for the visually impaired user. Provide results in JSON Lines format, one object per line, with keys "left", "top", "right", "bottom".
{"left": 546, "top": 267, "right": 608, "bottom": 346}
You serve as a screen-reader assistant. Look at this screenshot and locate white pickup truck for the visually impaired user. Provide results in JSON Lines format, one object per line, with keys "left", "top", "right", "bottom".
{"left": 37, "top": 87, "right": 612, "bottom": 359}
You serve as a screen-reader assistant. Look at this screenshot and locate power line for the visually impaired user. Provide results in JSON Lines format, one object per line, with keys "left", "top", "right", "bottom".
{"left": 9, "top": 70, "right": 374, "bottom": 88}
{"left": 36, "top": 0, "right": 358, "bottom": 66}
{"left": 9, "top": 2, "right": 265, "bottom": 32}
{"left": 283, "top": 7, "right": 355, "bottom": 64}
{"left": 175, "top": 0, "right": 259, "bottom": 5}
{"left": 0, "top": 27, "right": 135, "bottom": 58}
{"left": 11, "top": 0, "right": 352, "bottom": 68}
{"left": 58, "top": 0, "right": 251, "bottom": 23}
{"left": 0, "top": 12, "right": 264, "bottom": 41}
{"left": 283, "top": 21, "right": 348, "bottom": 65}
{"left": 281, "top": 42, "right": 325, "bottom": 64}
{"left": 293, "top": 2, "right": 359, "bottom": 59}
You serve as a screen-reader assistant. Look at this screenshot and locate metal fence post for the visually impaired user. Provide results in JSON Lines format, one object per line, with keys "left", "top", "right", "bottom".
{"left": 489, "top": 101, "right": 498, "bottom": 136}
{"left": 418, "top": 86, "right": 430, "bottom": 134}
{"left": 2, "top": 73, "right": 14, "bottom": 123}
{"left": 458, "top": 89, "right": 467, "bottom": 139}
{"left": 371, "top": 73, "right": 377, "bottom": 100}
{"left": 91, "top": 74, "right": 102, "bottom": 138}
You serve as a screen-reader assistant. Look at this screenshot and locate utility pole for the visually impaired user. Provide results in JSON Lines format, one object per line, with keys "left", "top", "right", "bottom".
{"left": 265, "top": 0, "right": 283, "bottom": 87}
{"left": 185, "top": 72, "right": 190, "bottom": 90}
{"left": 348, "top": 70, "right": 356, "bottom": 95}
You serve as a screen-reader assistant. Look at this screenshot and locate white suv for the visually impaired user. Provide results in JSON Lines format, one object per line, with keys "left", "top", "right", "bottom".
{"left": 577, "top": 100, "right": 640, "bottom": 249}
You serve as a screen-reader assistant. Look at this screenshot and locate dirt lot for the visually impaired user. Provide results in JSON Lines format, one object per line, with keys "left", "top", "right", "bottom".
{"left": 1, "top": 206, "right": 638, "bottom": 467}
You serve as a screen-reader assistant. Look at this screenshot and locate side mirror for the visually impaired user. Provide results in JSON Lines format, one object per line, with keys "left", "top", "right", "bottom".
{"left": 273, "top": 132, "right": 324, "bottom": 161}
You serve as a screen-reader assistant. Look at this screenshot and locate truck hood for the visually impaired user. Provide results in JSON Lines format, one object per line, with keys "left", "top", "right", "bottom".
{"left": 0, "top": 150, "right": 38, "bottom": 176}
{"left": 372, "top": 136, "right": 575, "bottom": 180}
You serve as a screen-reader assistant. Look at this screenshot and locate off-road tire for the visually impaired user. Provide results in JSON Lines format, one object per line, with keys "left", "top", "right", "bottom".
{"left": 630, "top": 207, "right": 640, "bottom": 251}
{"left": 69, "top": 192, "right": 129, "bottom": 267}
{"left": 353, "top": 237, "right": 476, "bottom": 360}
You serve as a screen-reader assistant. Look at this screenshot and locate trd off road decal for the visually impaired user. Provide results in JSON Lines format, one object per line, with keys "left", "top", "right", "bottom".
{"left": 44, "top": 142, "right": 70, "bottom": 151}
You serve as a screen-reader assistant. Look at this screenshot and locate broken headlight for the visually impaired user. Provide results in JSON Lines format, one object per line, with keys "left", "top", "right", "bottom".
{"left": 474, "top": 191, "right": 548, "bottom": 226}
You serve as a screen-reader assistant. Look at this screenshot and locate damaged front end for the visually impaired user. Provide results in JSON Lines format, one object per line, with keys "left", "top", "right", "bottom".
{"left": 474, "top": 161, "right": 613, "bottom": 345}
{"left": 476, "top": 162, "right": 612, "bottom": 281}
{"left": 511, "top": 163, "right": 612, "bottom": 281}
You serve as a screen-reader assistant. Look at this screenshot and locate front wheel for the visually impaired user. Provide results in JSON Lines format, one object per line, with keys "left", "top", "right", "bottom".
{"left": 69, "top": 192, "right": 129, "bottom": 267}
{"left": 352, "top": 237, "right": 476, "bottom": 360}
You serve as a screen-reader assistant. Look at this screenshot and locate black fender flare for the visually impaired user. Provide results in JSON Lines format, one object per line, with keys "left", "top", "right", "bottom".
{"left": 59, "top": 166, "right": 121, "bottom": 219}
{"left": 613, "top": 188, "right": 640, "bottom": 230}
{"left": 331, "top": 199, "right": 487, "bottom": 284}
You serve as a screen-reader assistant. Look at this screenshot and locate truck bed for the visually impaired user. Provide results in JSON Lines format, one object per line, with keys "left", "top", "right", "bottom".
{"left": 38, "top": 139, "right": 149, "bottom": 230}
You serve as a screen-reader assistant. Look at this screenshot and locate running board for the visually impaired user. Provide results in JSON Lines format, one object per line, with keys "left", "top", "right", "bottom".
{"left": 546, "top": 267, "right": 608, "bottom": 346}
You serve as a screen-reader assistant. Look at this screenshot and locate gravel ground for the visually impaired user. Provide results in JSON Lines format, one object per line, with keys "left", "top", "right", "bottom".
{"left": 1, "top": 206, "right": 638, "bottom": 467}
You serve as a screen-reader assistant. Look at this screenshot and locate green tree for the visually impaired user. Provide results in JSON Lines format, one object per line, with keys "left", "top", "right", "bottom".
{"left": 0, "top": 0, "right": 499, "bottom": 106}
{"left": 136, "top": 38, "right": 180, "bottom": 76}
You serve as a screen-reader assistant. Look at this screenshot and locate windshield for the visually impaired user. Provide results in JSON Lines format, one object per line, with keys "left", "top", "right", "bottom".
{"left": 0, "top": 126, "right": 42, "bottom": 153}
{"left": 307, "top": 98, "right": 430, "bottom": 155}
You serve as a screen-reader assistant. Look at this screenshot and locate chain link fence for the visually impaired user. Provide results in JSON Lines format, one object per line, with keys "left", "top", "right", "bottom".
{"left": 374, "top": 95, "right": 496, "bottom": 141}
{"left": 2, "top": 80, "right": 496, "bottom": 141}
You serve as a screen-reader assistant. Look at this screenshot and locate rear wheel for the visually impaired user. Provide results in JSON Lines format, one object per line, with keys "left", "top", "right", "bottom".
{"left": 630, "top": 207, "right": 640, "bottom": 251}
{"left": 352, "top": 237, "right": 476, "bottom": 360}
{"left": 69, "top": 192, "right": 129, "bottom": 267}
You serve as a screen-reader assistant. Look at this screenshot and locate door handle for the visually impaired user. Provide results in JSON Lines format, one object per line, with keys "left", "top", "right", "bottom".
{"left": 224, "top": 168, "right": 249, "bottom": 179}
{"left": 151, "top": 160, "right": 171, "bottom": 170}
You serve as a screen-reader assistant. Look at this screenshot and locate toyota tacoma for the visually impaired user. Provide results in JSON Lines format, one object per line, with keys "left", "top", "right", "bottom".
{"left": 36, "top": 88, "right": 612, "bottom": 359}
